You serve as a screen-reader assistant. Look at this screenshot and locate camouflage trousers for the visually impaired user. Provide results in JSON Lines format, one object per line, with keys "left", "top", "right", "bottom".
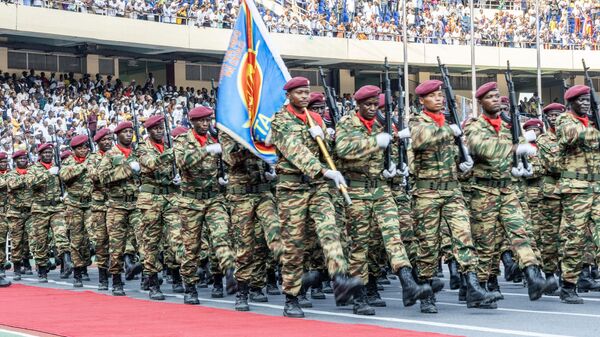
{"left": 162, "top": 210, "right": 183, "bottom": 270}
{"left": 277, "top": 184, "right": 348, "bottom": 296}
{"left": 539, "top": 195, "right": 562, "bottom": 274}
{"left": 137, "top": 192, "right": 179, "bottom": 274}
{"left": 470, "top": 188, "right": 539, "bottom": 281}
{"left": 560, "top": 190, "right": 600, "bottom": 284}
{"left": 0, "top": 215, "right": 8, "bottom": 263}
{"left": 30, "top": 210, "right": 68, "bottom": 268}
{"left": 179, "top": 195, "right": 234, "bottom": 285}
{"left": 7, "top": 210, "right": 31, "bottom": 263}
{"left": 392, "top": 190, "right": 417, "bottom": 265}
{"left": 90, "top": 209, "right": 109, "bottom": 269}
{"left": 106, "top": 207, "right": 141, "bottom": 275}
{"left": 228, "top": 191, "right": 283, "bottom": 285}
{"left": 65, "top": 205, "right": 92, "bottom": 268}
{"left": 346, "top": 192, "right": 411, "bottom": 285}
{"left": 413, "top": 190, "right": 478, "bottom": 279}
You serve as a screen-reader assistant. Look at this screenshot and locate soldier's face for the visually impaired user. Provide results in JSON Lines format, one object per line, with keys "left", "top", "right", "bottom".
{"left": 287, "top": 87, "right": 310, "bottom": 109}
{"left": 309, "top": 103, "right": 326, "bottom": 117}
{"left": 118, "top": 128, "right": 134, "bottom": 146}
{"left": 73, "top": 145, "right": 89, "bottom": 158}
{"left": 191, "top": 117, "right": 211, "bottom": 135}
{"left": 479, "top": 90, "right": 501, "bottom": 115}
{"left": 545, "top": 110, "right": 561, "bottom": 128}
{"left": 98, "top": 136, "right": 113, "bottom": 152}
{"left": 149, "top": 124, "right": 165, "bottom": 143}
{"left": 571, "top": 94, "right": 590, "bottom": 116}
{"left": 0, "top": 159, "right": 7, "bottom": 171}
{"left": 419, "top": 90, "right": 445, "bottom": 113}
{"left": 40, "top": 148, "right": 53, "bottom": 164}
{"left": 357, "top": 97, "right": 379, "bottom": 120}
{"left": 15, "top": 156, "right": 28, "bottom": 168}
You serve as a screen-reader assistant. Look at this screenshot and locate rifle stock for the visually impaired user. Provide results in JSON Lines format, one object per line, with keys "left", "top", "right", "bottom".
{"left": 318, "top": 67, "right": 341, "bottom": 128}
{"left": 582, "top": 59, "right": 600, "bottom": 132}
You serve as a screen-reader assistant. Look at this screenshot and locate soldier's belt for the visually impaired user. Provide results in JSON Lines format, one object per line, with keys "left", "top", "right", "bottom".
{"left": 228, "top": 183, "right": 272, "bottom": 195}
{"left": 38, "top": 200, "right": 61, "bottom": 207}
{"left": 473, "top": 177, "right": 512, "bottom": 188}
{"left": 345, "top": 178, "right": 383, "bottom": 189}
{"left": 110, "top": 195, "right": 136, "bottom": 202}
{"left": 139, "top": 184, "right": 178, "bottom": 195}
{"left": 414, "top": 180, "right": 459, "bottom": 191}
{"left": 182, "top": 190, "right": 218, "bottom": 200}
{"left": 525, "top": 178, "right": 542, "bottom": 187}
{"left": 69, "top": 195, "right": 92, "bottom": 203}
{"left": 10, "top": 205, "right": 31, "bottom": 213}
{"left": 542, "top": 176, "right": 558, "bottom": 184}
{"left": 561, "top": 172, "right": 600, "bottom": 182}
{"left": 278, "top": 174, "right": 312, "bottom": 184}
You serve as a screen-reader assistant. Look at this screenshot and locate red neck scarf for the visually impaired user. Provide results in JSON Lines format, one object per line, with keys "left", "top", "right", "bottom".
{"left": 99, "top": 150, "right": 106, "bottom": 156}
{"left": 482, "top": 114, "right": 502, "bottom": 133}
{"left": 286, "top": 105, "right": 324, "bottom": 126}
{"left": 152, "top": 140, "right": 164, "bottom": 154}
{"left": 40, "top": 161, "right": 52, "bottom": 170}
{"left": 571, "top": 112, "right": 589, "bottom": 127}
{"left": 16, "top": 168, "right": 27, "bottom": 175}
{"left": 193, "top": 130, "right": 208, "bottom": 147}
{"left": 116, "top": 144, "right": 132, "bottom": 158}
{"left": 423, "top": 110, "right": 445, "bottom": 127}
{"left": 0, "top": 170, "right": 6, "bottom": 175}
{"left": 356, "top": 112, "right": 376, "bottom": 133}
{"left": 74, "top": 156, "right": 86, "bottom": 164}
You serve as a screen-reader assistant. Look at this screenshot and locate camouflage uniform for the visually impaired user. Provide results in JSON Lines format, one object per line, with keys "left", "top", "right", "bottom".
{"left": 88, "top": 151, "right": 110, "bottom": 270}
{"left": 555, "top": 112, "right": 600, "bottom": 284}
{"left": 0, "top": 171, "right": 9, "bottom": 266}
{"left": 174, "top": 130, "right": 234, "bottom": 285}
{"left": 524, "top": 151, "right": 545, "bottom": 262}
{"left": 5, "top": 169, "right": 32, "bottom": 269}
{"left": 270, "top": 105, "right": 349, "bottom": 296}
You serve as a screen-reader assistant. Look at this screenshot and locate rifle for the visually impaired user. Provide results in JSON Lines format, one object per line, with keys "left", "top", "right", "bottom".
{"left": 582, "top": 59, "right": 600, "bottom": 132}
{"left": 505, "top": 61, "right": 529, "bottom": 172}
{"left": 383, "top": 58, "right": 394, "bottom": 172}
{"left": 130, "top": 98, "right": 141, "bottom": 149}
{"left": 211, "top": 78, "right": 226, "bottom": 181}
{"left": 395, "top": 66, "right": 409, "bottom": 189}
{"left": 318, "top": 67, "right": 341, "bottom": 128}
{"left": 82, "top": 110, "right": 95, "bottom": 152}
{"left": 50, "top": 126, "right": 65, "bottom": 196}
{"left": 162, "top": 109, "right": 178, "bottom": 178}
{"left": 437, "top": 57, "right": 470, "bottom": 163}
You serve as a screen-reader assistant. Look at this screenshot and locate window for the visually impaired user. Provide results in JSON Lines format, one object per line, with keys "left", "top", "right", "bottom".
{"left": 7, "top": 51, "right": 27, "bottom": 70}
{"left": 59, "top": 55, "right": 85, "bottom": 73}
{"left": 99, "top": 58, "right": 115, "bottom": 75}
{"left": 186, "top": 64, "right": 201, "bottom": 81}
{"left": 290, "top": 69, "right": 319, "bottom": 86}
{"left": 27, "top": 53, "right": 58, "bottom": 72}
{"left": 201, "top": 65, "right": 220, "bottom": 81}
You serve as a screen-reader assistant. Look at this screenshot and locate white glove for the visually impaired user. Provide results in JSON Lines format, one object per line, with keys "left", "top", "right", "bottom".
{"left": 382, "top": 162, "right": 397, "bottom": 179}
{"left": 308, "top": 125, "right": 325, "bottom": 140}
{"left": 398, "top": 162, "right": 410, "bottom": 177}
{"left": 48, "top": 166, "right": 60, "bottom": 175}
{"left": 326, "top": 128, "right": 335, "bottom": 138}
{"left": 397, "top": 128, "right": 411, "bottom": 139}
{"left": 375, "top": 132, "right": 393, "bottom": 149}
{"left": 516, "top": 143, "right": 537, "bottom": 157}
{"left": 524, "top": 130, "right": 537, "bottom": 143}
{"left": 129, "top": 161, "right": 140, "bottom": 173}
{"left": 264, "top": 166, "right": 277, "bottom": 181}
{"left": 172, "top": 174, "right": 181, "bottom": 186}
{"left": 522, "top": 162, "right": 533, "bottom": 177}
{"left": 206, "top": 143, "right": 222, "bottom": 155}
{"left": 511, "top": 163, "right": 524, "bottom": 178}
{"left": 60, "top": 192, "right": 68, "bottom": 202}
{"left": 459, "top": 159, "right": 474, "bottom": 173}
{"left": 449, "top": 124, "right": 462, "bottom": 137}
{"left": 218, "top": 174, "right": 229, "bottom": 186}
{"left": 323, "top": 169, "right": 347, "bottom": 188}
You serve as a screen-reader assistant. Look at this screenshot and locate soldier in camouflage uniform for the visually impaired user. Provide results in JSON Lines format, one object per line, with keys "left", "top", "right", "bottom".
{"left": 60, "top": 135, "right": 93, "bottom": 287}
{"left": 136, "top": 115, "right": 182, "bottom": 300}
{"left": 25, "top": 143, "right": 70, "bottom": 283}
{"left": 464, "top": 82, "right": 547, "bottom": 302}
{"left": 221, "top": 132, "right": 283, "bottom": 311}
{"left": 88, "top": 128, "right": 113, "bottom": 290}
{"left": 269, "top": 77, "right": 362, "bottom": 318}
{"left": 174, "top": 106, "right": 236, "bottom": 305}
{"left": 0, "top": 152, "right": 11, "bottom": 287}
{"left": 555, "top": 85, "right": 600, "bottom": 303}
{"left": 98, "top": 121, "right": 142, "bottom": 296}
{"left": 522, "top": 119, "right": 546, "bottom": 254}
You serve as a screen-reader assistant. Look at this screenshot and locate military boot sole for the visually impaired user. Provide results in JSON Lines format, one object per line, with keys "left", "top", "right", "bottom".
{"left": 367, "top": 298, "right": 387, "bottom": 307}
{"left": 353, "top": 306, "right": 376, "bottom": 315}
{"left": 112, "top": 290, "right": 126, "bottom": 296}
{"left": 298, "top": 300, "right": 313, "bottom": 308}
{"left": 403, "top": 284, "right": 433, "bottom": 307}
{"left": 38, "top": 278, "right": 48, "bottom": 283}
{"left": 73, "top": 281, "right": 83, "bottom": 288}
{"left": 149, "top": 293, "right": 166, "bottom": 301}
{"left": 560, "top": 297, "right": 584, "bottom": 304}
{"left": 98, "top": 284, "right": 109, "bottom": 291}
{"left": 283, "top": 310, "right": 305, "bottom": 318}
{"left": 420, "top": 305, "right": 438, "bottom": 314}
{"left": 250, "top": 295, "right": 269, "bottom": 303}
{"left": 211, "top": 289, "right": 224, "bottom": 298}
{"left": 310, "top": 291, "right": 326, "bottom": 300}
{"left": 235, "top": 303, "right": 250, "bottom": 311}
{"left": 82, "top": 274, "right": 91, "bottom": 282}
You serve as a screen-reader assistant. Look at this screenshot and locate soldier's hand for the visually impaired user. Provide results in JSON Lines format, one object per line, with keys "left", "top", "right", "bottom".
{"left": 308, "top": 125, "right": 325, "bottom": 140}
{"left": 459, "top": 158, "right": 474, "bottom": 173}
{"left": 206, "top": 143, "right": 222, "bottom": 155}
{"left": 449, "top": 124, "right": 462, "bottom": 137}
{"left": 397, "top": 127, "right": 411, "bottom": 139}
{"left": 172, "top": 174, "right": 181, "bottom": 186}
{"left": 523, "top": 163, "right": 533, "bottom": 177}
{"left": 399, "top": 162, "right": 410, "bottom": 177}
{"left": 326, "top": 127, "right": 336, "bottom": 138}
{"left": 524, "top": 130, "right": 537, "bottom": 142}
{"left": 323, "top": 169, "right": 347, "bottom": 188}
{"left": 511, "top": 165, "right": 524, "bottom": 178}
{"left": 218, "top": 174, "right": 229, "bottom": 186}
{"left": 129, "top": 161, "right": 141, "bottom": 173}
{"left": 264, "top": 166, "right": 277, "bottom": 181}
{"left": 375, "top": 132, "right": 393, "bottom": 149}
{"left": 516, "top": 143, "right": 537, "bottom": 156}
{"left": 382, "top": 162, "right": 397, "bottom": 179}
{"left": 49, "top": 166, "right": 60, "bottom": 175}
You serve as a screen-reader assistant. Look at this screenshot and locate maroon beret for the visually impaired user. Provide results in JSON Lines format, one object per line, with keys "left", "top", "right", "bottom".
{"left": 60, "top": 150, "right": 72, "bottom": 160}
{"left": 144, "top": 115, "right": 164, "bottom": 129}
{"left": 12, "top": 150, "right": 27, "bottom": 159}
{"left": 542, "top": 102, "right": 566, "bottom": 114}
{"left": 70, "top": 135, "right": 89, "bottom": 148}
{"left": 114, "top": 121, "right": 133, "bottom": 134}
{"left": 189, "top": 106, "right": 213, "bottom": 120}
{"left": 37, "top": 143, "right": 54, "bottom": 153}
{"left": 354, "top": 85, "right": 381, "bottom": 102}
{"left": 308, "top": 92, "right": 325, "bottom": 106}
{"left": 500, "top": 96, "right": 509, "bottom": 105}
{"left": 171, "top": 126, "right": 189, "bottom": 138}
{"left": 564, "top": 85, "right": 590, "bottom": 102}
{"left": 475, "top": 82, "right": 498, "bottom": 100}
{"left": 523, "top": 119, "right": 543, "bottom": 130}
{"left": 283, "top": 77, "right": 310, "bottom": 91}
{"left": 94, "top": 127, "right": 111, "bottom": 142}
{"left": 378, "top": 93, "right": 385, "bottom": 109}
{"left": 415, "top": 80, "right": 443, "bottom": 96}
{"left": 0, "top": 152, "right": 7, "bottom": 160}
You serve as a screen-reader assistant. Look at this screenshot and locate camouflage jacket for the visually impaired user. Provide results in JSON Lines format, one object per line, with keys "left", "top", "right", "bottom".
{"left": 25, "top": 162, "right": 63, "bottom": 214}
{"left": 0, "top": 171, "right": 7, "bottom": 211}
{"left": 60, "top": 155, "right": 93, "bottom": 209}
{"left": 555, "top": 112, "right": 600, "bottom": 193}
{"left": 137, "top": 138, "right": 177, "bottom": 191}
{"left": 5, "top": 169, "right": 32, "bottom": 217}
{"left": 88, "top": 151, "right": 109, "bottom": 211}
{"left": 221, "top": 132, "right": 271, "bottom": 192}
{"left": 537, "top": 131, "right": 561, "bottom": 198}
{"left": 98, "top": 145, "right": 139, "bottom": 210}
{"left": 270, "top": 105, "right": 330, "bottom": 191}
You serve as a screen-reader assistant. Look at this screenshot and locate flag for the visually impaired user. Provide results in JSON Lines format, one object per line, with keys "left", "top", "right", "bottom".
{"left": 216, "top": 0, "right": 290, "bottom": 165}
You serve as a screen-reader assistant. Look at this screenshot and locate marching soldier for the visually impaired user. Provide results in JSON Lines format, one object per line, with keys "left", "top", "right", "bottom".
{"left": 0, "top": 152, "right": 11, "bottom": 287}
{"left": 60, "top": 135, "right": 93, "bottom": 287}
{"left": 98, "top": 121, "right": 142, "bottom": 296}
{"left": 269, "top": 77, "right": 362, "bottom": 318}
{"left": 464, "top": 82, "right": 547, "bottom": 302}
{"left": 555, "top": 85, "right": 600, "bottom": 304}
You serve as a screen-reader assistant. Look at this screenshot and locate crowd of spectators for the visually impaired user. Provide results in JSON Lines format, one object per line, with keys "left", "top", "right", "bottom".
{"left": 4, "top": 0, "right": 600, "bottom": 50}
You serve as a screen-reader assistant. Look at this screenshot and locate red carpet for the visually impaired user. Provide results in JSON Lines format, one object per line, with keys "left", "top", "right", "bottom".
{"left": 0, "top": 284, "right": 459, "bottom": 337}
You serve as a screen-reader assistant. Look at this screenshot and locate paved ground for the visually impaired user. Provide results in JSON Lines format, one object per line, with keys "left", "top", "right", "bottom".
{"left": 4, "top": 266, "right": 600, "bottom": 337}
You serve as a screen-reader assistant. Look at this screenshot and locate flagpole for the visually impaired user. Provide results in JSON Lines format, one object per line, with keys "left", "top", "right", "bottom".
{"left": 470, "top": 0, "right": 476, "bottom": 110}
{"left": 402, "top": 0, "right": 409, "bottom": 113}
{"left": 536, "top": 0, "right": 542, "bottom": 116}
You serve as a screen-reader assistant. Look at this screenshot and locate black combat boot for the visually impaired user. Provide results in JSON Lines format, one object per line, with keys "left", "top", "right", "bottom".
{"left": 487, "top": 275, "right": 504, "bottom": 300}
{"left": 249, "top": 286, "right": 268, "bottom": 302}
{"left": 266, "top": 268, "right": 281, "bottom": 295}
{"left": 397, "top": 267, "right": 433, "bottom": 307}
{"left": 524, "top": 265, "right": 545, "bottom": 301}
{"left": 22, "top": 258, "right": 33, "bottom": 275}
{"left": 332, "top": 273, "right": 362, "bottom": 304}
{"left": 458, "top": 273, "right": 467, "bottom": 302}
{"left": 577, "top": 265, "right": 600, "bottom": 292}
{"left": 353, "top": 285, "right": 375, "bottom": 315}
{"left": 73, "top": 267, "right": 83, "bottom": 288}
{"left": 501, "top": 251, "right": 517, "bottom": 281}
{"left": 37, "top": 265, "right": 48, "bottom": 283}
{"left": 112, "top": 274, "right": 125, "bottom": 296}
{"left": 377, "top": 270, "right": 391, "bottom": 285}
{"left": 12, "top": 262, "right": 22, "bottom": 281}
{"left": 82, "top": 267, "right": 90, "bottom": 281}
{"left": 420, "top": 293, "right": 437, "bottom": 314}
{"left": 225, "top": 268, "right": 238, "bottom": 295}
{"left": 447, "top": 259, "right": 460, "bottom": 290}
{"left": 310, "top": 270, "right": 325, "bottom": 299}
{"left": 431, "top": 277, "right": 444, "bottom": 293}
{"left": 148, "top": 273, "right": 165, "bottom": 301}
{"left": 591, "top": 265, "right": 600, "bottom": 280}
{"left": 0, "top": 265, "right": 5, "bottom": 278}
{"left": 465, "top": 272, "right": 498, "bottom": 309}
{"left": 60, "top": 252, "right": 74, "bottom": 279}
{"left": 98, "top": 268, "right": 109, "bottom": 291}
{"left": 560, "top": 281, "right": 583, "bottom": 304}
{"left": 212, "top": 273, "right": 224, "bottom": 298}
{"left": 436, "top": 259, "right": 444, "bottom": 278}
{"left": 2, "top": 261, "right": 11, "bottom": 272}
{"left": 235, "top": 282, "right": 250, "bottom": 311}
{"left": 366, "top": 274, "right": 386, "bottom": 307}
{"left": 322, "top": 271, "right": 333, "bottom": 294}
{"left": 0, "top": 274, "right": 10, "bottom": 287}
{"left": 513, "top": 268, "right": 523, "bottom": 283}
{"left": 140, "top": 272, "right": 150, "bottom": 291}
{"left": 283, "top": 294, "right": 305, "bottom": 318}
{"left": 196, "top": 265, "right": 208, "bottom": 288}
{"left": 124, "top": 254, "right": 142, "bottom": 281}
{"left": 297, "top": 286, "right": 313, "bottom": 308}
{"left": 171, "top": 268, "right": 184, "bottom": 293}
{"left": 544, "top": 273, "right": 559, "bottom": 296}
{"left": 184, "top": 283, "right": 200, "bottom": 304}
